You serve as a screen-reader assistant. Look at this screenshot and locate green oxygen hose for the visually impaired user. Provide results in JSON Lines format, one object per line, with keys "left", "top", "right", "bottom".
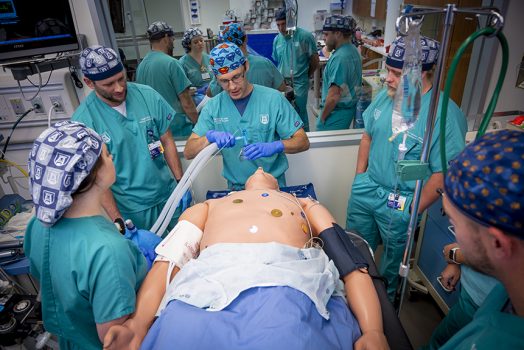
{"left": 440, "top": 27, "right": 509, "bottom": 173}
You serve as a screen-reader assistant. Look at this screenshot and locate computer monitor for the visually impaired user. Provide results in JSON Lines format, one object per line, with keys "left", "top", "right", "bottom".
{"left": 0, "top": 0, "right": 79, "bottom": 63}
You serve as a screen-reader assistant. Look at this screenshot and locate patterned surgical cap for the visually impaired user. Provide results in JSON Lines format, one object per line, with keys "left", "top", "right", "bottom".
{"left": 445, "top": 130, "right": 524, "bottom": 237}
{"left": 386, "top": 36, "right": 440, "bottom": 71}
{"left": 209, "top": 42, "right": 246, "bottom": 76}
{"left": 79, "top": 45, "right": 123, "bottom": 81}
{"left": 181, "top": 27, "right": 203, "bottom": 53}
{"left": 219, "top": 23, "right": 246, "bottom": 47}
{"left": 147, "top": 21, "right": 174, "bottom": 40}
{"left": 323, "top": 15, "right": 356, "bottom": 33}
{"left": 28, "top": 121, "right": 103, "bottom": 226}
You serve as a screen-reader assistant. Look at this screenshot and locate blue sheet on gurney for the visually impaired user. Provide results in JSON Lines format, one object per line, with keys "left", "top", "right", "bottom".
{"left": 141, "top": 243, "right": 361, "bottom": 349}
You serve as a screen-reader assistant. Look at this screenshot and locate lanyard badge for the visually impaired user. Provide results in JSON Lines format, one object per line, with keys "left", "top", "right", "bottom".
{"left": 147, "top": 129, "right": 164, "bottom": 159}
{"left": 387, "top": 192, "right": 407, "bottom": 211}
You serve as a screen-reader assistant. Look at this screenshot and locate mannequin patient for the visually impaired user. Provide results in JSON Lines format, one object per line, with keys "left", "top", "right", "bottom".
{"left": 104, "top": 168, "right": 389, "bottom": 350}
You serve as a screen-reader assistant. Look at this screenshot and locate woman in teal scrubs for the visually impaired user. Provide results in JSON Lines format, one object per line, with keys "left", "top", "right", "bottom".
{"left": 24, "top": 121, "right": 147, "bottom": 350}
{"left": 179, "top": 28, "right": 212, "bottom": 106}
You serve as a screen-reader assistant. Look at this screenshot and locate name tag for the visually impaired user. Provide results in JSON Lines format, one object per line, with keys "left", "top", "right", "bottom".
{"left": 148, "top": 140, "right": 164, "bottom": 159}
{"left": 387, "top": 192, "right": 406, "bottom": 211}
{"left": 201, "top": 72, "right": 210, "bottom": 80}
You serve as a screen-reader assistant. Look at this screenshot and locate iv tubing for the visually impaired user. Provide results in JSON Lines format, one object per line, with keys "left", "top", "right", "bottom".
{"left": 440, "top": 27, "right": 509, "bottom": 173}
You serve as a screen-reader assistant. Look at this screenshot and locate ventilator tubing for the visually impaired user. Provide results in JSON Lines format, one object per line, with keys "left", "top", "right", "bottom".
{"left": 155, "top": 220, "right": 203, "bottom": 267}
{"left": 151, "top": 143, "right": 219, "bottom": 235}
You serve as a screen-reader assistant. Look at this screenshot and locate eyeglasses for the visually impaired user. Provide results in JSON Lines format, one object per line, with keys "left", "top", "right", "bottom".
{"left": 217, "top": 71, "right": 245, "bottom": 88}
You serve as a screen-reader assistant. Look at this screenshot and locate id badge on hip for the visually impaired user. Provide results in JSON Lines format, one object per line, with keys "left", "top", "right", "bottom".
{"left": 387, "top": 192, "right": 406, "bottom": 211}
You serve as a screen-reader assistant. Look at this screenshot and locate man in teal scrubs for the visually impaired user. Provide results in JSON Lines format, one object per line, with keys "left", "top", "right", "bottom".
{"left": 208, "top": 23, "right": 286, "bottom": 96}
{"left": 346, "top": 36, "right": 467, "bottom": 300}
{"left": 439, "top": 130, "right": 524, "bottom": 349}
{"left": 184, "top": 43, "right": 309, "bottom": 190}
{"left": 73, "top": 45, "right": 184, "bottom": 233}
{"left": 272, "top": 9, "right": 319, "bottom": 131}
{"left": 317, "top": 15, "right": 362, "bottom": 131}
{"left": 136, "top": 21, "right": 198, "bottom": 137}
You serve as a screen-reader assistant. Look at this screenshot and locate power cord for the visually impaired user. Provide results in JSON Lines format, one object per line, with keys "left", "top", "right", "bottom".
{"left": 1, "top": 105, "right": 37, "bottom": 159}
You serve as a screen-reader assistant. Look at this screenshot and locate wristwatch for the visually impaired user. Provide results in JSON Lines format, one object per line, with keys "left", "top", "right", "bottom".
{"left": 114, "top": 218, "right": 125, "bottom": 235}
{"left": 449, "top": 247, "right": 461, "bottom": 264}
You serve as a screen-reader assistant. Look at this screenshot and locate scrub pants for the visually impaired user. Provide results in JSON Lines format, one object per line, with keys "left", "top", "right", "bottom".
{"left": 122, "top": 201, "right": 182, "bottom": 238}
{"left": 316, "top": 108, "right": 355, "bottom": 131}
{"left": 293, "top": 77, "right": 310, "bottom": 132}
{"left": 346, "top": 172, "right": 413, "bottom": 301}
{"left": 421, "top": 287, "right": 478, "bottom": 350}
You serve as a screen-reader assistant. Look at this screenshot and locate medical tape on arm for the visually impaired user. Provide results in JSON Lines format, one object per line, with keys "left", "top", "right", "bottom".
{"left": 154, "top": 220, "right": 203, "bottom": 267}
{"left": 319, "top": 223, "right": 369, "bottom": 278}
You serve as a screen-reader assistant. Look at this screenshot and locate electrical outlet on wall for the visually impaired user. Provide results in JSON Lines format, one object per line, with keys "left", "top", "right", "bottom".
{"left": 49, "top": 96, "right": 65, "bottom": 113}
{"left": 9, "top": 98, "right": 25, "bottom": 115}
{"left": 31, "top": 96, "right": 45, "bottom": 114}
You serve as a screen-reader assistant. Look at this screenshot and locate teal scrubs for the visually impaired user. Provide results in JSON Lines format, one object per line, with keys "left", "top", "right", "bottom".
{"left": 273, "top": 27, "right": 317, "bottom": 131}
{"left": 346, "top": 88, "right": 467, "bottom": 300}
{"left": 441, "top": 284, "right": 524, "bottom": 349}
{"left": 24, "top": 216, "right": 147, "bottom": 350}
{"left": 423, "top": 268, "right": 500, "bottom": 350}
{"left": 317, "top": 43, "right": 362, "bottom": 131}
{"left": 136, "top": 50, "right": 193, "bottom": 137}
{"left": 209, "top": 54, "right": 285, "bottom": 96}
{"left": 193, "top": 84, "right": 303, "bottom": 189}
{"left": 179, "top": 52, "right": 212, "bottom": 89}
{"left": 72, "top": 83, "right": 179, "bottom": 230}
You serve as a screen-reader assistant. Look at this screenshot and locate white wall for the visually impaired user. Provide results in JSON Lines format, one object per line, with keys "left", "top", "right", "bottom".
{"left": 484, "top": 0, "right": 524, "bottom": 112}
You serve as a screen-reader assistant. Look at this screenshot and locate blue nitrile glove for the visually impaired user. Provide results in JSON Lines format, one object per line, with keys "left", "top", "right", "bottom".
{"left": 124, "top": 223, "right": 162, "bottom": 269}
{"left": 243, "top": 141, "right": 284, "bottom": 160}
{"left": 180, "top": 190, "right": 193, "bottom": 212}
{"left": 206, "top": 130, "right": 236, "bottom": 148}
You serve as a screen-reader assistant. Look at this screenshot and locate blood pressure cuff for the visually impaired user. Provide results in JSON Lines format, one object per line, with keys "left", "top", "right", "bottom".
{"left": 319, "top": 223, "right": 368, "bottom": 278}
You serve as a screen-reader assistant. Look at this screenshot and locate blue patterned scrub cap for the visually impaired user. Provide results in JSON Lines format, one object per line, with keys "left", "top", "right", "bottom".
{"left": 445, "top": 130, "right": 524, "bottom": 238}
{"left": 323, "top": 15, "right": 356, "bottom": 33}
{"left": 386, "top": 36, "right": 439, "bottom": 71}
{"left": 209, "top": 42, "right": 246, "bottom": 76}
{"left": 79, "top": 45, "right": 123, "bottom": 81}
{"left": 181, "top": 27, "right": 203, "bottom": 52}
{"left": 275, "top": 8, "right": 286, "bottom": 21}
{"left": 147, "top": 21, "right": 174, "bottom": 40}
{"left": 28, "top": 121, "right": 103, "bottom": 226}
{"left": 219, "top": 23, "right": 246, "bottom": 47}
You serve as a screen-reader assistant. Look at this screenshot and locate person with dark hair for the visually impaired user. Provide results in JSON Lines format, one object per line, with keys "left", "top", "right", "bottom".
{"left": 317, "top": 15, "right": 362, "bottom": 131}
{"left": 272, "top": 8, "right": 319, "bottom": 131}
{"left": 136, "top": 21, "right": 198, "bottom": 137}
{"left": 208, "top": 23, "right": 286, "bottom": 96}
{"left": 73, "top": 45, "right": 184, "bottom": 235}
{"left": 178, "top": 27, "right": 212, "bottom": 106}
{"left": 24, "top": 121, "right": 148, "bottom": 350}
{"left": 438, "top": 130, "right": 524, "bottom": 349}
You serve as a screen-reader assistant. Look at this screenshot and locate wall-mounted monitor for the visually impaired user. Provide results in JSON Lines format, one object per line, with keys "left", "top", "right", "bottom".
{"left": 0, "top": 0, "right": 79, "bottom": 63}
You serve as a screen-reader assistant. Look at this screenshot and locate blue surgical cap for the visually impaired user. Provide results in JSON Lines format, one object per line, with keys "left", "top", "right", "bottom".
{"left": 386, "top": 36, "right": 439, "bottom": 71}
{"left": 28, "top": 121, "right": 103, "bottom": 226}
{"left": 181, "top": 27, "right": 203, "bottom": 53}
{"left": 79, "top": 45, "right": 124, "bottom": 81}
{"left": 323, "top": 15, "right": 356, "bottom": 34}
{"left": 445, "top": 130, "right": 524, "bottom": 237}
{"left": 209, "top": 42, "right": 246, "bottom": 76}
{"left": 147, "top": 21, "right": 174, "bottom": 40}
{"left": 219, "top": 23, "right": 246, "bottom": 47}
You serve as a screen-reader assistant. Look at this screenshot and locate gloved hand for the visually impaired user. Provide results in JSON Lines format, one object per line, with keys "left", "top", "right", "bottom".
{"left": 206, "top": 130, "right": 236, "bottom": 148}
{"left": 243, "top": 141, "right": 284, "bottom": 160}
{"left": 180, "top": 190, "right": 193, "bottom": 213}
{"left": 124, "top": 227, "right": 162, "bottom": 269}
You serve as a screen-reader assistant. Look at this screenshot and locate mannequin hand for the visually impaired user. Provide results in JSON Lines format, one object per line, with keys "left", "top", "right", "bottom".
{"left": 206, "top": 130, "right": 236, "bottom": 148}
{"left": 243, "top": 141, "right": 284, "bottom": 160}
{"left": 354, "top": 330, "right": 390, "bottom": 350}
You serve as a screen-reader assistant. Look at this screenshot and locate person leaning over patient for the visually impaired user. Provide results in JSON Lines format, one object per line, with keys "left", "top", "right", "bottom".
{"left": 104, "top": 168, "right": 389, "bottom": 350}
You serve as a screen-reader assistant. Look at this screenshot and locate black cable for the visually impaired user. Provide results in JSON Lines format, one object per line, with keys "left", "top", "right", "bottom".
{"left": 1, "top": 107, "right": 35, "bottom": 159}
{"left": 26, "top": 69, "right": 53, "bottom": 88}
